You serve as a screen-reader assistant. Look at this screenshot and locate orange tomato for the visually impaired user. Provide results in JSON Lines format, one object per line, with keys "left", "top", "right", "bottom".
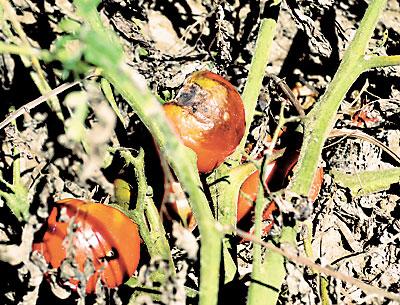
{"left": 237, "top": 163, "right": 278, "bottom": 237}
{"left": 163, "top": 71, "right": 245, "bottom": 173}
{"left": 33, "top": 198, "right": 141, "bottom": 293}
{"left": 237, "top": 162, "right": 276, "bottom": 223}
{"left": 237, "top": 161, "right": 324, "bottom": 236}
{"left": 308, "top": 166, "right": 324, "bottom": 202}
{"left": 164, "top": 181, "right": 197, "bottom": 231}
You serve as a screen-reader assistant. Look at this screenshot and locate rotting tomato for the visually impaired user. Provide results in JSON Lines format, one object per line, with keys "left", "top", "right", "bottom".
{"left": 163, "top": 159, "right": 323, "bottom": 234}
{"left": 163, "top": 70, "right": 246, "bottom": 173}
{"left": 32, "top": 198, "right": 141, "bottom": 294}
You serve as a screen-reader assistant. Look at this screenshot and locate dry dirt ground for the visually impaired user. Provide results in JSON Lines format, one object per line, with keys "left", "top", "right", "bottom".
{"left": 1, "top": 0, "right": 400, "bottom": 304}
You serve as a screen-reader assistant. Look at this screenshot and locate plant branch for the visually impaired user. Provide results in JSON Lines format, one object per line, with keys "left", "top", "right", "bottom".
{"left": 0, "top": 72, "right": 97, "bottom": 131}
{"left": 207, "top": 1, "right": 282, "bottom": 287}
{"left": 0, "top": 41, "right": 49, "bottom": 58}
{"left": 232, "top": 227, "right": 400, "bottom": 303}
{"left": 362, "top": 54, "right": 400, "bottom": 70}
{"left": 116, "top": 149, "right": 175, "bottom": 271}
{"left": 289, "top": 0, "right": 391, "bottom": 197}
{"left": 73, "top": 1, "right": 222, "bottom": 304}
{"left": 240, "top": 0, "right": 282, "bottom": 151}
{"left": 246, "top": 180, "right": 269, "bottom": 304}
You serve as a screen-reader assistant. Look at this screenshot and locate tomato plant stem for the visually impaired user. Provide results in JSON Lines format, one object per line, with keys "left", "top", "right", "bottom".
{"left": 0, "top": 41, "right": 48, "bottom": 58}
{"left": 116, "top": 149, "right": 175, "bottom": 271}
{"left": 247, "top": 224, "right": 296, "bottom": 305}
{"left": 241, "top": 1, "right": 281, "bottom": 150}
{"left": 362, "top": 54, "right": 400, "bottom": 70}
{"left": 289, "top": 0, "right": 393, "bottom": 197}
{"left": 0, "top": 0, "right": 64, "bottom": 121}
{"left": 207, "top": 0, "right": 282, "bottom": 288}
{"left": 73, "top": 1, "right": 222, "bottom": 304}
{"left": 246, "top": 180, "right": 265, "bottom": 303}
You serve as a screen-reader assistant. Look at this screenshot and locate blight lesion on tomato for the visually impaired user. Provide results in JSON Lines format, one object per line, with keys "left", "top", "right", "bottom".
{"left": 163, "top": 70, "right": 246, "bottom": 173}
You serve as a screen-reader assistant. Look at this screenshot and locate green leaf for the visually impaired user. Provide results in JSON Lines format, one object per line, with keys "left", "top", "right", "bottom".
{"left": 82, "top": 29, "right": 123, "bottom": 69}
{"left": 53, "top": 35, "right": 89, "bottom": 74}
{"left": 208, "top": 161, "right": 258, "bottom": 284}
{"left": 222, "top": 238, "right": 237, "bottom": 284}
{"left": 136, "top": 46, "right": 148, "bottom": 57}
{"left": 210, "top": 162, "right": 258, "bottom": 227}
{"left": 101, "top": 78, "right": 127, "bottom": 127}
{"left": 0, "top": 177, "right": 29, "bottom": 222}
{"left": 74, "top": 0, "right": 101, "bottom": 14}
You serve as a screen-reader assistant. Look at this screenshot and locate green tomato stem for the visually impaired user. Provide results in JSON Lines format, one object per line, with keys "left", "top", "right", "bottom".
{"left": 241, "top": 15, "right": 280, "bottom": 149}
{"left": 289, "top": 0, "right": 394, "bottom": 197}
{"left": 73, "top": 1, "right": 222, "bottom": 304}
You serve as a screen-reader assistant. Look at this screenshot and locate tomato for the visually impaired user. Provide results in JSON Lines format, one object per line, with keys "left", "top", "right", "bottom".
{"left": 164, "top": 181, "right": 197, "bottom": 231}
{"left": 163, "top": 71, "right": 246, "bottom": 173}
{"left": 237, "top": 162, "right": 276, "bottom": 223}
{"left": 236, "top": 170, "right": 259, "bottom": 223}
{"left": 237, "top": 163, "right": 278, "bottom": 237}
{"left": 32, "top": 199, "right": 141, "bottom": 293}
{"left": 113, "top": 178, "right": 132, "bottom": 207}
{"left": 237, "top": 160, "right": 324, "bottom": 236}
{"left": 308, "top": 166, "right": 324, "bottom": 202}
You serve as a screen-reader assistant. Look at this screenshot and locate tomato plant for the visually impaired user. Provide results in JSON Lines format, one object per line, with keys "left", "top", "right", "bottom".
{"left": 33, "top": 198, "right": 141, "bottom": 293}
{"left": 163, "top": 71, "right": 246, "bottom": 173}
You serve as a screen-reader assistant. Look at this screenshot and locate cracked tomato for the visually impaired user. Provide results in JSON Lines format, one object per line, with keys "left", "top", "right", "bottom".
{"left": 33, "top": 198, "right": 140, "bottom": 293}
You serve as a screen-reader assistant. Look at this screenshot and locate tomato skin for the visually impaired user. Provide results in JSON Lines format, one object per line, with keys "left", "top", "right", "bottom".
{"left": 308, "top": 167, "right": 324, "bottom": 202}
{"left": 236, "top": 170, "right": 259, "bottom": 223}
{"left": 32, "top": 199, "right": 141, "bottom": 293}
{"left": 164, "top": 71, "right": 246, "bottom": 173}
{"left": 237, "top": 164, "right": 278, "bottom": 237}
{"left": 237, "top": 162, "right": 276, "bottom": 223}
{"left": 237, "top": 162, "right": 324, "bottom": 236}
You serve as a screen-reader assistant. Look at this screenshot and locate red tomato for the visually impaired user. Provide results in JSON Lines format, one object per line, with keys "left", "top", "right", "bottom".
{"left": 32, "top": 199, "right": 141, "bottom": 293}
{"left": 164, "top": 182, "right": 197, "bottom": 231}
{"left": 237, "top": 164, "right": 278, "bottom": 237}
{"left": 237, "top": 160, "right": 324, "bottom": 236}
{"left": 237, "top": 162, "right": 276, "bottom": 223}
{"left": 163, "top": 71, "right": 246, "bottom": 173}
